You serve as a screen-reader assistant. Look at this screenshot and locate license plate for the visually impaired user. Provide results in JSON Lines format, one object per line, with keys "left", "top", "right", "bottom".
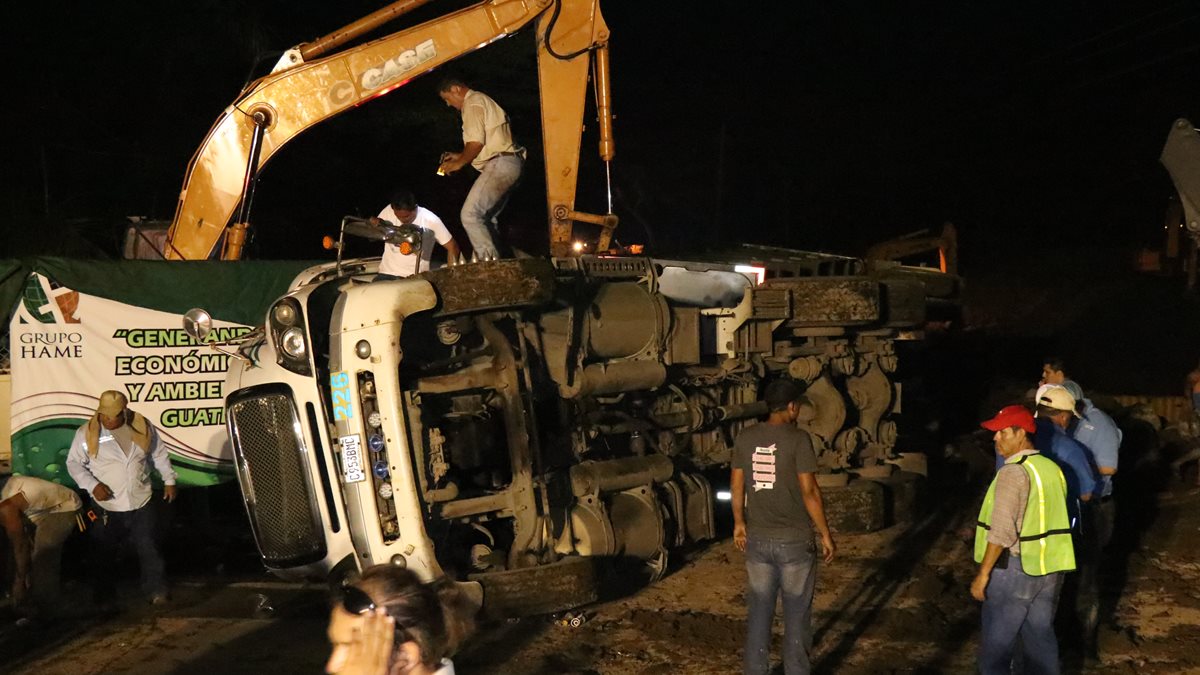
{"left": 340, "top": 434, "right": 366, "bottom": 483}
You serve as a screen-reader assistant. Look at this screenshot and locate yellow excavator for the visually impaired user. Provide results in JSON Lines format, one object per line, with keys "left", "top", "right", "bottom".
{"left": 163, "top": 0, "right": 618, "bottom": 261}
{"left": 865, "top": 222, "right": 958, "bottom": 276}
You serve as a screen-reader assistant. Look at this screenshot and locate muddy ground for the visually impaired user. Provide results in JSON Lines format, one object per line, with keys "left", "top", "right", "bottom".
{"left": 450, "top": 440, "right": 1200, "bottom": 675}
{"left": 3, "top": 427, "right": 1200, "bottom": 675}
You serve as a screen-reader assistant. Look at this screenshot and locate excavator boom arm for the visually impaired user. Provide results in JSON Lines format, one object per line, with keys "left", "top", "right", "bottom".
{"left": 165, "top": 0, "right": 610, "bottom": 260}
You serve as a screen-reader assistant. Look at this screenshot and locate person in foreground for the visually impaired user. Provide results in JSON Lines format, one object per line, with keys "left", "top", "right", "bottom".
{"left": 732, "top": 378, "right": 836, "bottom": 675}
{"left": 973, "top": 405, "right": 1076, "bottom": 675}
{"left": 326, "top": 565, "right": 469, "bottom": 675}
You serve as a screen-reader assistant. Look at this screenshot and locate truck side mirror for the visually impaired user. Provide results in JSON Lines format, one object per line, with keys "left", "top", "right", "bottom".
{"left": 183, "top": 307, "right": 214, "bottom": 342}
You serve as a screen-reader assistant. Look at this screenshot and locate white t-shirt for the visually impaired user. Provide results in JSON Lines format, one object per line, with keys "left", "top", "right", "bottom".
{"left": 1, "top": 476, "right": 82, "bottom": 524}
{"left": 376, "top": 205, "right": 453, "bottom": 277}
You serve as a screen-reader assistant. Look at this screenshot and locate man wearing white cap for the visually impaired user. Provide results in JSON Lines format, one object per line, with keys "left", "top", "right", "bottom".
{"left": 1034, "top": 385, "right": 1098, "bottom": 510}
{"left": 66, "top": 390, "right": 176, "bottom": 606}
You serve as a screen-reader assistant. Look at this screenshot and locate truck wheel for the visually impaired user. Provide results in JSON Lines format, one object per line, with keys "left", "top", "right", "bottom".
{"left": 427, "top": 259, "right": 556, "bottom": 315}
{"left": 821, "top": 478, "right": 886, "bottom": 533}
{"left": 472, "top": 556, "right": 598, "bottom": 619}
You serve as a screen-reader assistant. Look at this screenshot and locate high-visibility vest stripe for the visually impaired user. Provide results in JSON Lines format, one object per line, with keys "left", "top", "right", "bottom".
{"left": 1025, "top": 457, "right": 1049, "bottom": 574}
{"left": 1019, "top": 528, "right": 1073, "bottom": 541}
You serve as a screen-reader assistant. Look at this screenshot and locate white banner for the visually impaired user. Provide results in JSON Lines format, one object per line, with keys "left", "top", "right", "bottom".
{"left": 9, "top": 273, "right": 251, "bottom": 485}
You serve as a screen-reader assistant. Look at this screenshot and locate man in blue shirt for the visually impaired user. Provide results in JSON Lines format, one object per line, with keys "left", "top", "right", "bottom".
{"left": 1060, "top": 381, "right": 1119, "bottom": 526}
{"left": 1036, "top": 384, "right": 1102, "bottom": 663}
{"left": 1060, "top": 380, "right": 1121, "bottom": 662}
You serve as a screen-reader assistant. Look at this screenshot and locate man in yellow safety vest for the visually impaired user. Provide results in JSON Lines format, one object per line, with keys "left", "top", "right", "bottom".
{"left": 972, "top": 404, "right": 1076, "bottom": 675}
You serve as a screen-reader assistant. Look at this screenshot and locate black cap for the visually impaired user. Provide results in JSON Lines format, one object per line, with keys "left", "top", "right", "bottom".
{"left": 764, "top": 379, "right": 803, "bottom": 411}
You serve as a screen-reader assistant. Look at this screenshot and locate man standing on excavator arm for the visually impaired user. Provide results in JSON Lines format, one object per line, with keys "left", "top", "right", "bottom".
{"left": 437, "top": 77, "right": 526, "bottom": 260}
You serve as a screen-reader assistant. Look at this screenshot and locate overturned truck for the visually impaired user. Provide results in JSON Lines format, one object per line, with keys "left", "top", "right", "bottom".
{"left": 192, "top": 248, "right": 959, "bottom": 615}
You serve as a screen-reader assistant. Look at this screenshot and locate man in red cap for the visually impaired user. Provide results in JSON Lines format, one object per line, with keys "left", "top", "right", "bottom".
{"left": 972, "top": 405, "right": 1076, "bottom": 675}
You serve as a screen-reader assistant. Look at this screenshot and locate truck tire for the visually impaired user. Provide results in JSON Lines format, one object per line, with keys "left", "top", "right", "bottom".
{"left": 426, "top": 259, "right": 556, "bottom": 315}
{"left": 821, "top": 478, "right": 886, "bottom": 533}
{"left": 472, "top": 556, "right": 599, "bottom": 619}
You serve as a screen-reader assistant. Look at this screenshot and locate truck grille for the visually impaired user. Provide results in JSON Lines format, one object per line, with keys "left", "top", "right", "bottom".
{"left": 228, "top": 389, "right": 326, "bottom": 567}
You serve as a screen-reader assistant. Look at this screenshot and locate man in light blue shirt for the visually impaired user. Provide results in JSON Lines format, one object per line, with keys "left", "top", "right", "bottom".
{"left": 1061, "top": 381, "right": 1120, "bottom": 502}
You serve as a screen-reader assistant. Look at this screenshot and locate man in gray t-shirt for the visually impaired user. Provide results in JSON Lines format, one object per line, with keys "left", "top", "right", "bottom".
{"left": 732, "top": 423, "right": 819, "bottom": 543}
{"left": 732, "top": 379, "right": 835, "bottom": 675}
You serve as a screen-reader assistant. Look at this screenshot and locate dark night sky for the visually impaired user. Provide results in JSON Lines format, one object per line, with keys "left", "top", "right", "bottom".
{"left": 6, "top": 0, "right": 1200, "bottom": 265}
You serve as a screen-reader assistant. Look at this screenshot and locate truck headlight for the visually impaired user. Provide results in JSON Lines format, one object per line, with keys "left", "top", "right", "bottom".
{"left": 280, "top": 327, "right": 307, "bottom": 359}
{"left": 269, "top": 297, "right": 311, "bottom": 375}
{"left": 272, "top": 302, "right": 298, "bottom": 326}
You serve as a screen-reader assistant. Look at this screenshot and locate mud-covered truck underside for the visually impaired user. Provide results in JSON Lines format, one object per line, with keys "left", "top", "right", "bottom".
{"left": 211, "top": 250, "right": 958, "bottom": 616}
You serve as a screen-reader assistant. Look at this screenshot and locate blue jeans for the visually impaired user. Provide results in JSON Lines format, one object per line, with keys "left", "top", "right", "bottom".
{"left": 979, "top": 557, "right": 1063, "bottom": 675}
{"left": 89, "top": 502, "right": 167, "bottom": 600}
{"left": 461, "top": 154, "right": 522, "bottom": 259}
{"left": 744, "top": 536, "right": 817, "bottom": 675}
